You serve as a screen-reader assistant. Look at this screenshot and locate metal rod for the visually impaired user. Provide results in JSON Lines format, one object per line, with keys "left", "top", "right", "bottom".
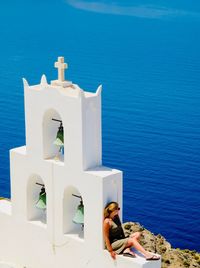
{"left": 36, "top": 183, "right": 45, "bottom": 187}
{"left": 52, "top": 118, "right": 62, "bottom": 123}
{"left": 72, "top": 194, "right": 82, "bottom": 200}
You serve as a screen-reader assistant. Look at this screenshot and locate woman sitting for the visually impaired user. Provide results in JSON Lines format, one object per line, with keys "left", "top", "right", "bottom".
{"left": 103, "top": 201, "right": 160, "bottom": 261}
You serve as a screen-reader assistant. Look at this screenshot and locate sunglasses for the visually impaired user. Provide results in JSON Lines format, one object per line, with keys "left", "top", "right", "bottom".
{"left": 110, "top": 207, "right": 120, "bottom": 213}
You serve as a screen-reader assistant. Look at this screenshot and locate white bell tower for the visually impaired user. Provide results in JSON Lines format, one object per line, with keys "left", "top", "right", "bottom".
{"left": 0, "top": 57, "right": 160, "bottom": 268}
{"left": 24, "top": 56, "right": 102, "bottom": 171}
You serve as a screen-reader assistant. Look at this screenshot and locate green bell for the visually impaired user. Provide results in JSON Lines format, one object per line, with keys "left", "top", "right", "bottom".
{"left": 73, "top": 203, "right": 84, "bottom": 225}
{"left": 55, "top": 125, "right": 64, "bottom": 143}
{"left": 54, "top": 137, "right": 64, "bottom": 146}
{"left": 36, "top": 191, "right": 46, "bottom": 209}
{"left": 54, "top": 125, "right": 64, "bottom": 154}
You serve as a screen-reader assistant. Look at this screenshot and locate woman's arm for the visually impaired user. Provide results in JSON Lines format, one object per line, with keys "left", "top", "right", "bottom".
{"left": 103, "top": 219, "right": 116, "bottom": 260}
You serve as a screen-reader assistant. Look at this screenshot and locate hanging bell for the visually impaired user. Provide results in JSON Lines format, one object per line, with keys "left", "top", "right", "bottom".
{"left": 73, "top": 202, "right": 84, "bottom": 225}
{"left": 36, "top": 189, "right": 46, "bottom": 209}
{"left": 57, "top": 125, "right": 64, "bottom": 142}
{"left": 54, "top": 125, "right": 64, "bottom": 145}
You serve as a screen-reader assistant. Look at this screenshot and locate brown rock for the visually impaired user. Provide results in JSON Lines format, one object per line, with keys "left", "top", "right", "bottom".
{"left": 123, "top": 222, "right": 200, "bottom": 268}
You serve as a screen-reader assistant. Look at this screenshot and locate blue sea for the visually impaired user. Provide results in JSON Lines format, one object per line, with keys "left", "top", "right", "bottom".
{"left": 0, "top": 0, "right": 199, "bottom": 251}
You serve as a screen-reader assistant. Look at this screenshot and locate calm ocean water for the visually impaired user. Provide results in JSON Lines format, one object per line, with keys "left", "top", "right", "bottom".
{"left": 0, "top": 0, "right": 199, "bottom": 251}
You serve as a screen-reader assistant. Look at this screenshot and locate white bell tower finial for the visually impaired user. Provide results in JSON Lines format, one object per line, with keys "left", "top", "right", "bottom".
{"left": 51, "top": 56, "right": 72, "bottom": 87}
{"left": 55, "top": 56, "right": 68, "bottom": 82}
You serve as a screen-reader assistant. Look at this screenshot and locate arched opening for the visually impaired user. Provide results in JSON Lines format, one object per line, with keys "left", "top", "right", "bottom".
{"left": 27, "top": 174, "right": 47, "bottom": 226}
{"left": 63, "top": 186, "right": 84, "bottom": 239}
{"left": 43, "top": 109, "right": 64, "bottom": 162}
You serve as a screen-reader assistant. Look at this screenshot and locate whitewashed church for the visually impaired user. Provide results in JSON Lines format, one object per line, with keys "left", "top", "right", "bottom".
{"left": 0, "top": 57, "right": 161, "bottom": 268}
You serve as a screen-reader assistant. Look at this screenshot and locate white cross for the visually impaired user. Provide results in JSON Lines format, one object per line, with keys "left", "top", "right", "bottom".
{"left": 54, "top": 57, "right": 68, "bottom": 82}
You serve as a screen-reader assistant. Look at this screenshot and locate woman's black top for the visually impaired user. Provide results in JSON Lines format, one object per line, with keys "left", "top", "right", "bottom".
{"left": 109, "top": 215, "right": 126, "bottom": 243}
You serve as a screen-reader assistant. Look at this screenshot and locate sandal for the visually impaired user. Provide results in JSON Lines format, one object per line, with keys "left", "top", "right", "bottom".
{"left": 146, "top": 254, "right": 160, "bottom": 261}
{"left": 123, "top": 252, "right": 136, "bottom": 258}
{"left": 123, "top": 249, "right": 136, "bottom": 258}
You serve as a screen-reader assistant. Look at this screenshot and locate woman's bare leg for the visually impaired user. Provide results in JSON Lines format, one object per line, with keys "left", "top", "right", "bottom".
{"left": 125, "top": 237, "right": 155, "bottom": 259}
{"left": 130, "top": 231, "right": 141, "bottom": 240}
